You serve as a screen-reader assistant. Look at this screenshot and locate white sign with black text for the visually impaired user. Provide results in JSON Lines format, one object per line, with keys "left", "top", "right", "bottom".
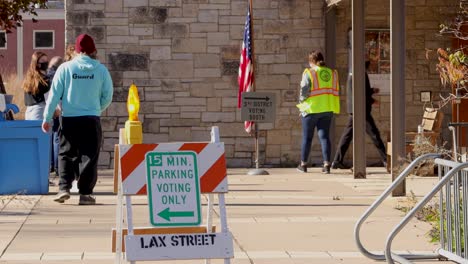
{"left": 241, "top": 92, "right": 276, "bottom": 123}
{"left": 125, "top": 232, "right": 234, "bottom": 261}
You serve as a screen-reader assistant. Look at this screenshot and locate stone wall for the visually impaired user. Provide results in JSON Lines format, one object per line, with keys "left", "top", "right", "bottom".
{"left": 334, "top": 0, "right": 458, "bottom": 163}
{"left": 65, "top": 0, "right": 326, "bottom": 168}
{"left": 65, "top": 0, "right": 458, "bottom": 168}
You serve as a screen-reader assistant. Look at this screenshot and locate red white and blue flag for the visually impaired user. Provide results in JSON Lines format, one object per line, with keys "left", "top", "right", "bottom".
{"left": 238, "top": 4, "right": 254, "bottom": 133}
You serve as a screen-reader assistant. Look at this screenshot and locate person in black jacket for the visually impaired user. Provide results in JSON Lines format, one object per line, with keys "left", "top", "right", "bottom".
{"left": 23, "top": 51, "right": 50, "bottom": 120}
{"left": 331, "top": 60, "right": 387, "bottom": 169}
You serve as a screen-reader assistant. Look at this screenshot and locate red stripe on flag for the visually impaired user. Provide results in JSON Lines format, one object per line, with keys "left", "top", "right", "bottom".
{"left": 121, "top": 144, "right": 158, "bottom": 181}
{"left": 178, "top": 143, "right": 208, "bottom": 154}
{"left": 238, "top": 47, "right": 248, "bottom": 108}
{"left": 238, "top": 5, "right": 254, "bottom": 133}
{"left": 200, "top": 154, "right": 227, "bottom": 193}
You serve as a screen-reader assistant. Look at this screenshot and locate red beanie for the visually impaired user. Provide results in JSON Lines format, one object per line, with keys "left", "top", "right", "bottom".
{"left": 75, "top": 34, "right": 96, "bottom": 55}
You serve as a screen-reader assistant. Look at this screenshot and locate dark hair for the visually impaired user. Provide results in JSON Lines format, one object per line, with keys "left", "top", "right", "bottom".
{"left": 309, "top": 51, "right": 326, "bottom": 66}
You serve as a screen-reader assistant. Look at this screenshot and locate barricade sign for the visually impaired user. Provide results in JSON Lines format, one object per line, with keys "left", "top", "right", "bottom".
{"left": 113, "top": 127, "right": 233, "bottom": 263}
{"left": 119, "top": 142, "right": 228, "bottom": 195}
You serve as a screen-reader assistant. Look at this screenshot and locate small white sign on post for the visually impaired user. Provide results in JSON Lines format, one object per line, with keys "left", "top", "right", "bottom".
{"left": 145, "top": 151, "right": 201, "bottom": 227}
{"left": 241, "top": 92, "right": 276, "bottom": 123}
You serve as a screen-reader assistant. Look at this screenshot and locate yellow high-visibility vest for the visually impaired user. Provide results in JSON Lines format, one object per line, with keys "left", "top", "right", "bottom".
{"left": 296, "top": 66, "right": 340, "bottom": 114}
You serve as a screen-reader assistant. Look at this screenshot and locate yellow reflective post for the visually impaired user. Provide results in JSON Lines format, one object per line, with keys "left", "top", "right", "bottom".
{"left": 125, "top": 84, "right": 143, "bottom": 144}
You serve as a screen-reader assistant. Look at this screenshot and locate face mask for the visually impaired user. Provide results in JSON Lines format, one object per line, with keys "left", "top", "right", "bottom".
{"left": 38, "top": 62, "right": 48, "bottom": 71}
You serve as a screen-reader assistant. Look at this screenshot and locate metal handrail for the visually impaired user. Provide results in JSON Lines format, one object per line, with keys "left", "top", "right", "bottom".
{"left": 449, "top": 126, "right": 458, "bottom": 161}
{"left": 385, "top": 160, "right": 468, "bottom": 264}
{"left": 354, "top": 153, "right": 441, "bottom": 261}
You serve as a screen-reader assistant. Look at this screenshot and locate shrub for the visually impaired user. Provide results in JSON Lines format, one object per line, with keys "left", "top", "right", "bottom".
{"left": 1, "top": 70, "right": 25, "bottom": 120}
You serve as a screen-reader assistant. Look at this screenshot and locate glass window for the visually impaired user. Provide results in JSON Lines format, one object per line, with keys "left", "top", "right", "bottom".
{"left": 365, "top": 29, "right": 390, "bottom": 74}
{"left": 34, "top": 31, "right": 54, "bottom": 49}
{"left": 0, "top": 31, "right": 6, "bottom": 49}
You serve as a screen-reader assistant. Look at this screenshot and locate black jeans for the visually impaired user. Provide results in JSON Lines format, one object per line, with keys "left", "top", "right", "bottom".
{"left": 58, "top": 116, "right": 102, "bottom": 195}
{"left": 333, "top": 113, "right": 387, "bottom": 164}
{"left": 50, "top": 117, "right": 60, "bottom": 172}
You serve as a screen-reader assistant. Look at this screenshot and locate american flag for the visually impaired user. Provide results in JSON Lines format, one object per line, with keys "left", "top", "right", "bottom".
{"left": 238, "top": 4, "right": 254, "bottom": 133}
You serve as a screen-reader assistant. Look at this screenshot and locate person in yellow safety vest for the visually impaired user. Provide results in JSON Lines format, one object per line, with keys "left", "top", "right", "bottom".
{"left": 296, "top": 50, "right": 340, "bottom": 174}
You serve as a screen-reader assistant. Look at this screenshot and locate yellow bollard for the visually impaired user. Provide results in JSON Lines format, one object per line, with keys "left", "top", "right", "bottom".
{"left": 125, "top": 84, "right": 143, "bottom": 144}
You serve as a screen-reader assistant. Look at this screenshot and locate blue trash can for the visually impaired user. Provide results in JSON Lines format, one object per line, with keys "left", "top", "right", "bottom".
{"left": 0, "top": 120, "right": 50, "bottom": 195}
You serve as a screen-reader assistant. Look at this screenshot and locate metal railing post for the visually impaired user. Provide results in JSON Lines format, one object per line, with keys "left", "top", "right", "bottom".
{"left": 385, "top": 161, "right": 468, "bottom": 264}
{"left": 354, "top": 153, "right": 441, "bottom": 261}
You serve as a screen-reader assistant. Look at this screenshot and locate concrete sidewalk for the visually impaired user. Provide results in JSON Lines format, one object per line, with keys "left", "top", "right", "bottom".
{"left": 0, "top": 167, "right": 451, "bottom": 264}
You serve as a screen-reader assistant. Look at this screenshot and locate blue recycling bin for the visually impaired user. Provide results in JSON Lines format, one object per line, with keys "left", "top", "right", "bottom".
{"left": 0, "top": 120, "right": 50, "bottom": 194}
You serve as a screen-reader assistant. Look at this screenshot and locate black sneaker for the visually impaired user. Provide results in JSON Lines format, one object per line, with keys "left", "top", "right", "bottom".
{"left": 322, "top": 164, "right": 331, "bottom": 174}
{"left": 79, "top": 195, "right": 96, "bottom": 205}
{"left": 296, "top": 164, "right": 307, "bottom": 173}
{"left": 331, "top": 161, "right": 350, "bottom": 169}
{"left": 53, "top": 190, "right": 70, "bottom": 203}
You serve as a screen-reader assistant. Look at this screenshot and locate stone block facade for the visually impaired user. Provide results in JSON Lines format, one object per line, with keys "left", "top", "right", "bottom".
{"left": 66, "top": 0, "right": 326, "bottom": 168}
{"left": 65, "top": 0, "right": 457, "bottom": 168}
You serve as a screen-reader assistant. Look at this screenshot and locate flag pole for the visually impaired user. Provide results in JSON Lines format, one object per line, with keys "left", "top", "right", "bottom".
{"left": 247, "top": 0, "right": 269, "bottom": 176}
{"left": 250, "top": 0, "right": 259, "bottom": 170}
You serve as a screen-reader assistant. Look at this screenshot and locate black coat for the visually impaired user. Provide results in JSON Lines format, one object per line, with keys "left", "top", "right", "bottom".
{"left": 346, "top": 72, "right": 375, "bottom": 114}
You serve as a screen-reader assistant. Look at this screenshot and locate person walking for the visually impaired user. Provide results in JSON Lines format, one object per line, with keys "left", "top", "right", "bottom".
{"left": 23, "top": 51, "right": 50, "bottom": 120}
{"left": 46, "top": 56, "right": 64, "bottom": 176}
{"left": 42, "top": 34, "right": 113, "bottom": 205}
{"left": 331, "top": 61, "right": 387, "bottom": 170}
{"left": 296, "top": 51, "right": 340, "bottom": 174}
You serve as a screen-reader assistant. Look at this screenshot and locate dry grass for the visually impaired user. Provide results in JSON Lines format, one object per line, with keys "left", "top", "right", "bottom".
{"left": 1, "top": 69, "right": 25, "bottom": 120}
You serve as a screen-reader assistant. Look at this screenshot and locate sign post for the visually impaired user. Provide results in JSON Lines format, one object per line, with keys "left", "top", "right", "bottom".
{"left": 241, "top": 92, "right": 276, "bottom": 176}
{"left": 146, "top": 151, "right": 201, "bottom": 227}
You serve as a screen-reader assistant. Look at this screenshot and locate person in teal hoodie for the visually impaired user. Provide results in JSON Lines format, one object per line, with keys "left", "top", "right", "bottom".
{"left": 42, "top": 34, "right": 113, "bottom": 205}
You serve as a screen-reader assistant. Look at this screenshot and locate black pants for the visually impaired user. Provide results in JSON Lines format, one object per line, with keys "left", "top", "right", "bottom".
{"left": 58, "top": 116, "right": 102, "bottom": 195}
{"left": 333, "top": 114, "right": 387, "bottom": 164}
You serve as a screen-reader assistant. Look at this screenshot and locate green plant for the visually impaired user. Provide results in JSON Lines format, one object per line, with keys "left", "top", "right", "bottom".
{"left": 430, "top": 1, "right": 468, "bottom": 109}
{"left": 396, "top": 191, "right": 466, "bottom": 251}
{"left": 395, "top": 192, "right": 441, "bottom": 243}
{"left": 0, "top": 0, "right": 48, "bottom": 33}
{"left": 429, "top": 199, "right": 465, "bottom": 251}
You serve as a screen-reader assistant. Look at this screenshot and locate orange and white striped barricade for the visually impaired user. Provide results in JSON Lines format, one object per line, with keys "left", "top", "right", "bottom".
{"left": 113, "top": 127, "right": 233, "bottom": 264}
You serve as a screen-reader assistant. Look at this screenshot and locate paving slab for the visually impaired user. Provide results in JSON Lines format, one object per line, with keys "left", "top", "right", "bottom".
{"left": 0, "top": 168, "right": 454, "bottom": 264}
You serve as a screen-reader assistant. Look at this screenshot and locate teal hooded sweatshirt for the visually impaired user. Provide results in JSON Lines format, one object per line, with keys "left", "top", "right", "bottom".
{"left": 43, "top": 54, "right": 113, "bottom": 122}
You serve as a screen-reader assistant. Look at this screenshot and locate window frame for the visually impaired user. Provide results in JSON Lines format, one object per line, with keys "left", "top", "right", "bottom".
{"left": 33, "top": 30, "right": 55, "bottom": 50}
{"left": 0, "top": 31, "right": 6, "bottom": 49}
